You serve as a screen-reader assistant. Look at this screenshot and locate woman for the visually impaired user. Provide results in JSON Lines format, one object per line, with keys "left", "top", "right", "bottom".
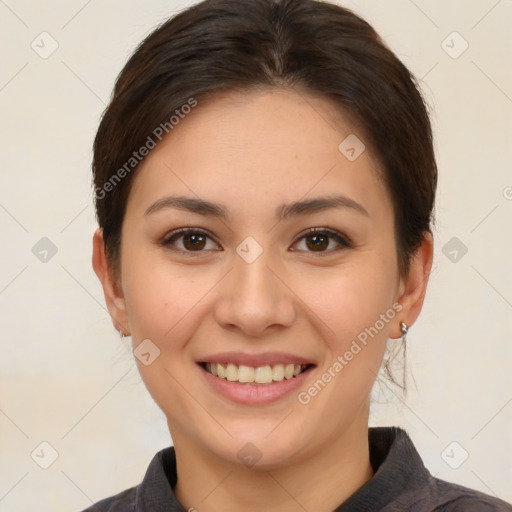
{"left": 86, "top": 0, "right": 512, "bottom": 510}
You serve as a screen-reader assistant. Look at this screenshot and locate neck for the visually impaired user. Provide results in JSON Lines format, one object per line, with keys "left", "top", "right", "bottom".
{"left": 172, "top": 415, "right": 374, "bottom": 512}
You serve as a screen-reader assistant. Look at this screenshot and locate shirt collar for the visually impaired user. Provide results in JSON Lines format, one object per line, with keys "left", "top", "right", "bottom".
{"left": 134, "top": 426, "right": 429, "bottom": 511}
{"left": 334, "top": 426, "right": 431, "bottom": 511}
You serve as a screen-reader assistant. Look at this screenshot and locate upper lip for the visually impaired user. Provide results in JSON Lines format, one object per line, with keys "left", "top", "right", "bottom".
{"left": 198, "top": 352, "right": 316, "bottom": 368}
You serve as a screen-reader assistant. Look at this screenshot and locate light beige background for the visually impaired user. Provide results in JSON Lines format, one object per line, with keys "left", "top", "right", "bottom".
{"left": 0, "top": 1, "right": 511, "bottom": 510}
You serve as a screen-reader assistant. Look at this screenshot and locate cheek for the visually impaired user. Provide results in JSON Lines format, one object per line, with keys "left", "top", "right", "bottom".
{"left": 283, "top": 262, "right": 398, "bottom": 441}
{"left": 121, "top": 247, "right": 214, "bottom": 341}
{"left": 296, "top": 260, "right": 397, "bottom": 346}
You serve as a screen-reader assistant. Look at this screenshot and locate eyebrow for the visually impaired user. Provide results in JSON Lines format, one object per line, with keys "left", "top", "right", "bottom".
{"left": 144, "top": 194, "right": 369, "bottom": 219}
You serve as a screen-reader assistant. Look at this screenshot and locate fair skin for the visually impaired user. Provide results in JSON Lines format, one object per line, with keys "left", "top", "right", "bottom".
{"left": 93, "top": 88, "right": 433, "bottom": 511}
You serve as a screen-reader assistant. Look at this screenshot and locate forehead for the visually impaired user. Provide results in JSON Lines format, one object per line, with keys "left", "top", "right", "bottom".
{"left": 126, "top": 88, "right": 391, "bottom": 221}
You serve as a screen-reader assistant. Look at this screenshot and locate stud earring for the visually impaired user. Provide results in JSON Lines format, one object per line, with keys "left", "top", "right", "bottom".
{"left": 119, "top": 330, "right": 126, "bottom": 339}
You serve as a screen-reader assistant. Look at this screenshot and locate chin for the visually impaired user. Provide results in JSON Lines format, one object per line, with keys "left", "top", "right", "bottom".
{"left": 208, "top": 426, "right": 312, "bottom": 471}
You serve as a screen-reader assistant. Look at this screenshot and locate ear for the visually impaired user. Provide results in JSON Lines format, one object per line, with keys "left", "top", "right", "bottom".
{"left": 92, "top": 227, "right": 130, "bottom": 336}
{"left": 392, "top": 231, "right": 434, "bottom": 338}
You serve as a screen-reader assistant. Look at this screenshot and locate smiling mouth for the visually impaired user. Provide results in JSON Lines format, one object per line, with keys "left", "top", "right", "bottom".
{"left": 201, "top": 362, "right": 312, "bottom": 385}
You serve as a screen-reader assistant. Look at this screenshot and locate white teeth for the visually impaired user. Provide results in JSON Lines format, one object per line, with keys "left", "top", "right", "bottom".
{"left": 205, "top": 362, "right": 307, "bottom": 384}
{"left": 225, "top": 363, "right": 238, "bottom": 381}
{"left": 238, "top": 364, "right": 255, "bottom": 383}
{"left": 254, "top": 365, "right": 272, "bottom": 383}
{"left": 272, "top": 364, "right": 285, "bottom": 381}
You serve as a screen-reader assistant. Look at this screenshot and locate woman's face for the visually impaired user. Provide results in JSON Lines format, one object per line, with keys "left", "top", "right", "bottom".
{"left": 95, "top": 88, "right": 429, "bottom": 468}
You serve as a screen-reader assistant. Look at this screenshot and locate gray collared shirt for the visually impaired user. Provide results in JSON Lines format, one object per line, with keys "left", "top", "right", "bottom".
{"left": 81, "top": 427, "right": 512, "bottom": 511}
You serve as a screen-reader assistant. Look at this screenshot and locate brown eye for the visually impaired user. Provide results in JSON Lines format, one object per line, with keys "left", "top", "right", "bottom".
{"left": 161, "top": 228, "right": 220, "bottom": 253}
{"left": 292, "top": 228, "right": 353, "bottom": 254}
{"left": 182, "top": 233, "right": 207, "bottom": 251}
{"left": 305, "top": 233, "right": 330, "bottom": 251}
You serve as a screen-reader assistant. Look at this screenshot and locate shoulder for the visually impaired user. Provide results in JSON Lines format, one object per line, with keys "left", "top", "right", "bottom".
{"left": 76, "top": 446, "right": 178, "bottom": 512}
{"left": 79, "top": 486, "right": 137, "bottom": 511}
{"left": 425, "top": 477, "right": 512, "bottom": 512}
{"left": 366, "top": 427, "right": 512, "bottom": 512}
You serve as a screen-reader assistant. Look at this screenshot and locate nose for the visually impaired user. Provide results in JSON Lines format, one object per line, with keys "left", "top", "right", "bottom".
{"left": 213, "top": 252, "right": 296, "bottom": 337}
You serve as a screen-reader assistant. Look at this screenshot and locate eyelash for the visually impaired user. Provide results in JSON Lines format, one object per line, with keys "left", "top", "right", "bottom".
{"left": 160, "top": 227, "right": 353, "bottom": 256}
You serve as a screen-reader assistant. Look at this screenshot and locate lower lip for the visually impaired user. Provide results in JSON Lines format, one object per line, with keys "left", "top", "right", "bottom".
{"left": 198, "top": 364, "right": 314, "bottom": 405}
